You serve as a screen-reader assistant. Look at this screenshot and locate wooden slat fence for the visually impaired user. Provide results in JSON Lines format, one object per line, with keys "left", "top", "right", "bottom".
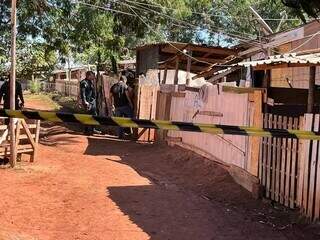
{"left": 259, "top": 113, "right": 302, "bottom": 208}
{"left": 299, "top": 114, "right": 320, "bottom": 221}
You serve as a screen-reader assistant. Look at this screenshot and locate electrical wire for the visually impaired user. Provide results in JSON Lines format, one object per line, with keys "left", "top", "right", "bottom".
{"left": 289, "top": 30, "right": 320, "bottom": 53}
{"left": 77, "top": 1, "right": 135, "bottom": 16}
{"left": 124, "top": 0, "right": 301, "bottom": 22}
{"left": 120, "top": 0, "right": 266, "bottom": 43}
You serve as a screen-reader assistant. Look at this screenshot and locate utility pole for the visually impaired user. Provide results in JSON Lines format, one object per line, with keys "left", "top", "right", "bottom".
{"left": 10, "top": 0, "right": 17, "bottom": 167}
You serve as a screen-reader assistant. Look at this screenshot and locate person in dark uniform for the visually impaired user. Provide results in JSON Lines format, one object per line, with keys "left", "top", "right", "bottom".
{"left": 0, "top": 76, "right": 25, "bottom": 125}
{"left": 110, "top": 76, "right": 134, "bottom": 139}
{"left": 80, "top": 71, "right": 100, "bottom": 135}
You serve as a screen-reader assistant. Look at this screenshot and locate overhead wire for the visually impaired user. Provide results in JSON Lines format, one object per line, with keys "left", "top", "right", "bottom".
{"left": 119, "top": 0, "right": 267, "bottom": 43}
{"left": 289, "top": 30, "right": 320, "bottom": 53}
{"left": 125, "top": 4, "right": 221, "bottom": 66}
{"left": 75, "top": 1, "right": 221, "bottom": 66}
{"left": 76, "top": 1, "right": 316, "bottom": 71}
{"left": 77, "top": 1, "right": 135, "bottom": 16}
{"left": 124, "top": 0, "right": 301, "bottom": 21}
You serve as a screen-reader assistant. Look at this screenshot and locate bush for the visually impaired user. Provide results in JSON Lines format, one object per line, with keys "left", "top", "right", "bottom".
{"left": 29, "top": 80, "right": 41, "bottom": 94}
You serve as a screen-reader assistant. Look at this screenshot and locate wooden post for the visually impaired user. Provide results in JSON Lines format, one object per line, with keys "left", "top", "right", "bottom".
{"left": 263, "top": 69, "right": 271, "bottom": 88}
{"left": 249, "top": 90, "right": 263, "bottom": 177}
{"left": 9, "top": 0, "right": 17, "bottom": 167}
{"left": 174, "top": 57, "right": 179, "bottom": 85}
{"left": 307, "top": 66, "right": 316, "bottom": 113}
{"left": 186, "top": 50, "right": 192, "bottom": 86}
{"left": 262, "top": 70, "right": 270, "bottom": 114}
{"left": 162, "top": 67, "right": 168, "bottom": 84}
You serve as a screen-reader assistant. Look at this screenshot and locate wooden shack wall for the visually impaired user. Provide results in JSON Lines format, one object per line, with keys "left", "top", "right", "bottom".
{"left": 167, "top": 85, "right": 257, "bottom": 170}
{"left": 270, "top": 21, "right": 320, "bottom": 89}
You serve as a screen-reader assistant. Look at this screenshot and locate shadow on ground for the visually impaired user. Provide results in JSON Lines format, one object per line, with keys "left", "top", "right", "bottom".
{"left": 81, "top": 136, "right": 320, "bottom": 240}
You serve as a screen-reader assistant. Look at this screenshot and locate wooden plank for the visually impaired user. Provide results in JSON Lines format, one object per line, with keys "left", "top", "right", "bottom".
{"left": 172, "top": 92, "right": 186, "bottom": 98}
{"left": 174, "top": 57, "right": 179, "bottom": 85}
{"left": 290, "top": 117, "right": 299, "bottom": 208}
{"left": 302, "top": 114, "right": 313, "bottom": 214}
{"left": 280, "top": 116, "right": 288, "bottom": 205}
{"left": 297, "top": 116, "right": 305, "bottom": 206}
{"left": 271, "top": 115, "right": 277, "bottom": 200}
{"left": 162, "top": 67, "right": 168, "bottom": 84}
{"left": 186, "top": 50, "right": 192, "bottom": 86}
{"left": 15, "top": 120, "right": 21, "bottom": 150}
{"left": 285, "top": 117, "right": 293, "bottom": 207}
{"left": 308, "top": 114, "right": 319, "bottom": 218}
{"left": 266, "top": 114, "right": 273, "bottom": 198}
{"left": 308, "top": 66, "right": 316, "bottom": 113}
{"left": 275, "top": 115, "right": 282, "bottom": 202}
{"left": 259, "top": 138, "right": 263, "bottom": 181}
{"left": 21, "top": 120, "right": 36, "bottom": 149}
{"left": 196, "top": 111, "right": 223, "bottom": 118}
{"left": 34, "top": 120, "right": 40, "bottom": 144}
{"left": 250, "top": 91, "right": 263, "bottom": 177}
{"left": 262, "top": 114, "right": 268, "bottom": 189}
{"left": 314, "top": 115, "right": 320, "bottom": 220}
{"left": 0, "top": 129, "right": 9, "bottom": 144}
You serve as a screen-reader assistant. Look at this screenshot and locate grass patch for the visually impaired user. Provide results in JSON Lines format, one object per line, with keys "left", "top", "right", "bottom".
{"left": 24, "top": 93, "right": 61, "bottom": 110}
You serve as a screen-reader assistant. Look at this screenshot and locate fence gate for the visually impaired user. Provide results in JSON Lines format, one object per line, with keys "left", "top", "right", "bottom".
{"left": 259, "top": 113, "right": 303, "bottom": 209}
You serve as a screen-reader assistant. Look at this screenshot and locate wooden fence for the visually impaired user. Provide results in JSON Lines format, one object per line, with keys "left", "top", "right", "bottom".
{"left": 259, "top": 114, "right": 302, "bottom": 208}
{"left": 135, "top": 80, "right": 320, "bottom": 221}
{"left": 299, "top": 114, "right": 320, "bottom": 221}
{"left": 259, "top": 113, "right": 320, "bottom": 222}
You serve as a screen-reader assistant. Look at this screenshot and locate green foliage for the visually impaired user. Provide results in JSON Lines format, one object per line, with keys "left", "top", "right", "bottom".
{"left": 0, "top": 0, "right": 310, "bottom": 77}
{"left": 282, "top": 0, "right": 320, "bottom": 20}
{"left": 29, "top": 80, "right": 41, "bottom": 94}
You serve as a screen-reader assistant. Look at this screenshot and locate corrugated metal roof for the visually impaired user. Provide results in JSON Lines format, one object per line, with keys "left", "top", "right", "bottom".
{"left": 236, "top": 53, "right": 320, "bottom": 67}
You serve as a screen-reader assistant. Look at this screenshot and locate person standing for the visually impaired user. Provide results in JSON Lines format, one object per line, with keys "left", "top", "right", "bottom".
{"left": 80, "top": 71, "right": 100, "bottom": 135}
{"left": 0, "top": 77, "right": 24, "bottom": 110}
{"left": 0, "top": 76, "right": 25, "bottom": 125}
{"left": 110, "top": 76, "right": 134, "bottom": 139}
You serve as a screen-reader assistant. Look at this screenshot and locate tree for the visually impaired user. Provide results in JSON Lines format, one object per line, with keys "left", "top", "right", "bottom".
{"left": 0, "top": 0, "right": 311, "bottom": 78}
{"left": 282, "top": 0, "right": 320, "bottom": 20}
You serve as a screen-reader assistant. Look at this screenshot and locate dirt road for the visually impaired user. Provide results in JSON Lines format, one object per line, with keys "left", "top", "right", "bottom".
{"left": 0, "top": 96, "right": 318, "bottom": 240}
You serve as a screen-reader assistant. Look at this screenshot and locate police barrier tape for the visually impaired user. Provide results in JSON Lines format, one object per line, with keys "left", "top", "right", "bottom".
{"left": 0, "top": 109, "right": 319, "bottom": 140}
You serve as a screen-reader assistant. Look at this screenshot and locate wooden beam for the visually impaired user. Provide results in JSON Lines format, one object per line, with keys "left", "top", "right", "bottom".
{"left": 9, "top": 0, "right": 17, "bottom": 167}
{"left": 161, "top": 43, "right": 237, "bottom": 56}
{"left": 164, "top": 62, "right": 211, "bottom": 73}
{"left": 162, "top": 67, "right": 168, "bottom": 84}
{"left": 174, "top": 57, "right": 179, "bottom": 85}
{"left": 249, "top": 6, "right": 273, "bottom": 35}
{"left": 308, "top": 66, "right": 316, "bottom": 113}
{"left": 186, "top": 50, "right": 192, "bottom": 86}
{"left": 207, "top": 67, "right": 240, "bottom": 83}
{"left": 263, "top": 69, "right": 271, "bottom": 88}
{"left": 249, "top": 91, "right": 263, "bottom": 177}
{"left": 180, "top": 56, "right": 225, "bottom": 64}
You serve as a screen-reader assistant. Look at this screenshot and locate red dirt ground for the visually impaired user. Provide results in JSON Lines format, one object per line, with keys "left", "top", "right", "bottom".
{"left": 0, "top": 98, "right": 319, "bottom": 240}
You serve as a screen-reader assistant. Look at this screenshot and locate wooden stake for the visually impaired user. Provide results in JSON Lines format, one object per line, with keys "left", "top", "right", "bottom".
{"left": 186, "top": 50, "right": 192, "bottom": 86}
{"left": 162, "top": 67, "right": 168, "bottom": 84}
{"left": 308, "top": 66, "right": 316, "bottom": 113}
{"left": 9, "top": 0, "right": 17, "bottom": 167}
{"left": 174, "top": 57, "right": 179, "bottom": 85}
